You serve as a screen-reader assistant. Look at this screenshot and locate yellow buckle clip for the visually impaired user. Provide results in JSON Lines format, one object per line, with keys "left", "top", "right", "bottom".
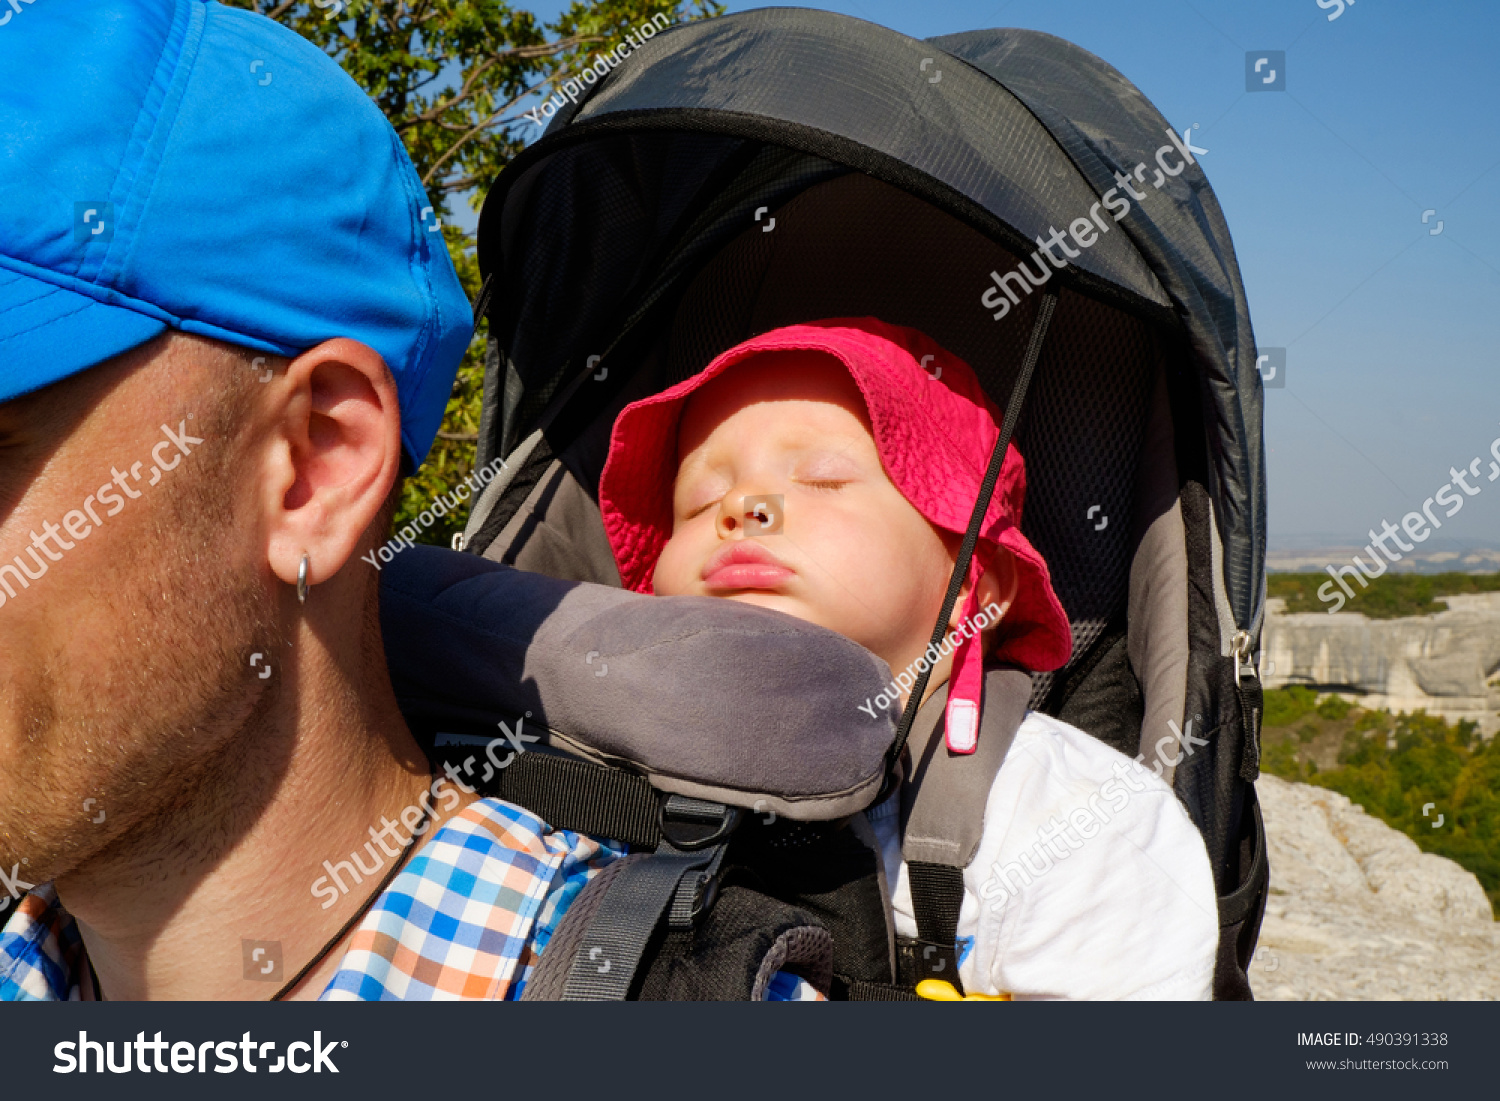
{"left": 915, "top": 979, "right": 1010, "bottom": 1002}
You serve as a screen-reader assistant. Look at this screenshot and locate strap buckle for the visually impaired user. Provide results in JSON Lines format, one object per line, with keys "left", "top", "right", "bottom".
{"left": 669, "top": 857, "right": 726, "bottom": 929}
{"left": 656, "top": 796, "right": 738, "bottom": 929}
{"left": 657, "top": 793, "right": 742, "bottom": 851}
{"left": 916, "top": 979, "right": 1010, "bottom": 1002}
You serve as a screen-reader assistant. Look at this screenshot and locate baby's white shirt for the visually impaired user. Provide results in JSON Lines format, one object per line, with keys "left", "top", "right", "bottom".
{"left": 867, "top": 710, "right": 1218, "bottom": 1000}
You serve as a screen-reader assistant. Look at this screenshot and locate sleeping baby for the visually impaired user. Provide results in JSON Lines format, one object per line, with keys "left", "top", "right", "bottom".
{"left": 598, "top": 317, "right": 1218, "bottom": 1000}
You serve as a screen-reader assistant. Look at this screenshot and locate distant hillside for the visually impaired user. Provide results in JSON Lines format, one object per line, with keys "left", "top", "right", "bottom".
{"left": 1268, "top": 540, "right": 1500, "bottom": 576}
{"left": 1267, "top": 571, "right": 1500, "bottom": 618}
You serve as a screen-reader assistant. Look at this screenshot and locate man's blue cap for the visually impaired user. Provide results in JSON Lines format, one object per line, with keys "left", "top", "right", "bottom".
{"left": 0, "top": 0, "right": 473, "bottom": 469}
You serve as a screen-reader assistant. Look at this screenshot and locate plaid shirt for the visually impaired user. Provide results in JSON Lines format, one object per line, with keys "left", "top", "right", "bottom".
{"left": 0, "top": 798, "right": 819, "bottom": 1001}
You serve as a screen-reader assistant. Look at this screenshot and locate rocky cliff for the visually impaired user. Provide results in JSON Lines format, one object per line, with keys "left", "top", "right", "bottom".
{"left": 1253, "top": 774, "right": 1497, "bottom": 1000}
{"left": 1262, "top": 593, "right": 1500, "bottom": 735}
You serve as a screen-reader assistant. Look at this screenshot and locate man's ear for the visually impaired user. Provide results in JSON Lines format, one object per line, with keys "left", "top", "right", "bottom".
{"left": 947, "top": 545, "right": 1020, "bottom": 631}
{"left": 260, "top": 338, "right": 402, "bottom": 591}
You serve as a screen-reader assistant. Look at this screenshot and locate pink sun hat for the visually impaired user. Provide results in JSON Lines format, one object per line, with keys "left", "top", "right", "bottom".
{"left": 598, "top": 318, "right": 1073, "bottom": 755}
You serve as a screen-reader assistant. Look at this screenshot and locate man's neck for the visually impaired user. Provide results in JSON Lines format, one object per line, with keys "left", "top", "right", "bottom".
{"left": 55, "top": 651, "right": 477, "bottom": 1001}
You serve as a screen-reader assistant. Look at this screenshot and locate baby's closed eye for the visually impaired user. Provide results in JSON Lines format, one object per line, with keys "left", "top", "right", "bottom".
{"left": 675, "top": 470, "right": 732, "bottom": 519}
{"left": 792, "top": 451, "right": 864, "bottom": 487}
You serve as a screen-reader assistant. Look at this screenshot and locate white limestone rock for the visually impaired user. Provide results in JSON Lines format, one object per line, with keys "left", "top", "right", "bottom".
{"left": 1261, "top": 592, "right": 1500, "bottom": 734}
{"left": 1252, "top": 774, "right": 1498, "bottom": 1000}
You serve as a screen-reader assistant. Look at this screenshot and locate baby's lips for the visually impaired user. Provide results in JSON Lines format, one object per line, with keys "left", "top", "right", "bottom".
{"left": 701, "top": 539, "right": 790, "bottom": 577}
{"left": 700, "top": 540, "right": 795, "bottom": 589}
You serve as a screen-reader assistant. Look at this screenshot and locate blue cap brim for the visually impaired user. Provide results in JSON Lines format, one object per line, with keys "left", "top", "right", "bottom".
{"left": 0, "top": 265, "right": 168, "bottom": 404}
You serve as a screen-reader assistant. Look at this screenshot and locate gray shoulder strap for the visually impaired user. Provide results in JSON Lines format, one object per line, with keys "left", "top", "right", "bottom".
{"left": 521, "top": 853, "right": 649, "bottom": 1001}
{"left": 900, "top": 666, "right": 1033, "bottom": 868}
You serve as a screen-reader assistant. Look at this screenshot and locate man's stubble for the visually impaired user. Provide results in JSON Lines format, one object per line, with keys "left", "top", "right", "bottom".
{"left": 0, "top": 350, "right": 290, "bottom": 897}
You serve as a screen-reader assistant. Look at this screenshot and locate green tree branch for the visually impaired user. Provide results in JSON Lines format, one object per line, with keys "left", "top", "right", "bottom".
{"left": 223, "top": 0, "right": 724, "bottom": 542}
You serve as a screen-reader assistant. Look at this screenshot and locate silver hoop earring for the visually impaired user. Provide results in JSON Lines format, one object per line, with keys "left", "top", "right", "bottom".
{"left": 297, "top": 553, "right": 310, "bottom": 605}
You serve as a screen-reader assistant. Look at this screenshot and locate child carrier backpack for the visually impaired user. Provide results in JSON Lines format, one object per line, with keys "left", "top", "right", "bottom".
{"left": 393, "top": 9, "right": 1270, "bottom": 1000}
{"left": 385, "top": 547, "right": 1040, "bottom": 999}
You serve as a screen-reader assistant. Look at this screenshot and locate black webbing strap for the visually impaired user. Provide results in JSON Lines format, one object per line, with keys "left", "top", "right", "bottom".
{"left": 885, "top": 288, "right": 1061, "bottom": 777}
{"left": 492, "top": 751, "right": 661, "bottom": 850}
{"left": 844, "top": 979, "right": 922, "bottom": 1002}
{"left": 560, "top": 842, "right": 727, "bottom": 1000}
{"left": 885, "top": 290, "right": 1060, "bottom": 999}
{"left": 472, "top": 271, "right": 496, "bottom": 327}
{"left": 905, "top": 862, "right": 967, "bottom": 991}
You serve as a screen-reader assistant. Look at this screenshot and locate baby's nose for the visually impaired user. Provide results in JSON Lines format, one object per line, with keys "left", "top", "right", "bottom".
{"left": 716, "top": 494, "right": 783, "bottom": 537}
{"left": 714, "top": 496, "right": 750, "bottom": 537}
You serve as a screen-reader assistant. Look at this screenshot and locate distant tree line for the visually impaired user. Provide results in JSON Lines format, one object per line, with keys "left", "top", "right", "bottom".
{"left": 1268, "top": 571, "right": 1500, "bottom": 619}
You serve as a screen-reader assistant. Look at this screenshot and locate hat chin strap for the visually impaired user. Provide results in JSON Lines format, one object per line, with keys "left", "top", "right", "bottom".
{"left": 944, "top": 584, "right": 986, "bottom": 754}
{"left": 944, "top": 545, "right": 1020, "bottom": 753}
{"left": 884, "top": 288, "right": 1058, "bottom": 779}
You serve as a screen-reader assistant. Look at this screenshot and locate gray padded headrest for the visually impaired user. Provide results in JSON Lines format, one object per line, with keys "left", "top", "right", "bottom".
{"left": 381, "top": 546, "right": 900, "bottom": 820}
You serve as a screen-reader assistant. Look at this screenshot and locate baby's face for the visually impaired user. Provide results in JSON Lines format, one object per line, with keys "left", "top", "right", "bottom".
{"left": 652, "top": 352, "right": 960, "bottom": 681}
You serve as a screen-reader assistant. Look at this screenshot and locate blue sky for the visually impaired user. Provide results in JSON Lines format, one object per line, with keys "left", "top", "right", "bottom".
{"left": 507, "top": 0, "right": 1500, "bottom": 548}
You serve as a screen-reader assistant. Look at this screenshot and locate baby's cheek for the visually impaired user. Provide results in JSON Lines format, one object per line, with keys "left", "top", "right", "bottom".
{"left": 651, "top": 533, "right": 692, "bottom": 595}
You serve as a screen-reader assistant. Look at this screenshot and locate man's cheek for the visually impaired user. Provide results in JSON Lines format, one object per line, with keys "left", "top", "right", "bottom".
{"left": 0, "top": 663, "right": 53, "bottom": 806}
{"left": 0, "top": 722, "right": 24, "bottom": 796}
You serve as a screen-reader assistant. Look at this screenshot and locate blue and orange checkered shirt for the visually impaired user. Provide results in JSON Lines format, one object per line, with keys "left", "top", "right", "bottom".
{"left": 0, "top": 798, "right": 819, "bottom": 1001}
